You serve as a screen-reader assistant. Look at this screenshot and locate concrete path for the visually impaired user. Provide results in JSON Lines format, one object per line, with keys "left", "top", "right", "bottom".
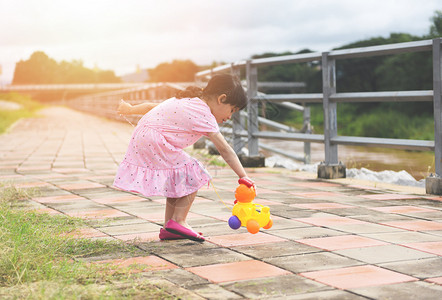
{"left": 1, "top": 106, "right": 442, "bottom": 299}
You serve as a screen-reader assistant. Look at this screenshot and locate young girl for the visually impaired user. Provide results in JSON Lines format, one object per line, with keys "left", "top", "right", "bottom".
{"left": 114, "top": 74, "right": 255, "bottom": 242}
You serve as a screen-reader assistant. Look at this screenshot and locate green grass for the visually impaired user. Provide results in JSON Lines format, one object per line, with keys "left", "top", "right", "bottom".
{"left": 0, "top": 93, "right": 43, "bottom": 134}
{"left": 0, "top": 182, "right": 176, "bottom": 299}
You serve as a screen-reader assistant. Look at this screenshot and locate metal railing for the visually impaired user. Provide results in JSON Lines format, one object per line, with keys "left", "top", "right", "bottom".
{"left": 195, "top": 38, "right": 441, "bottom": 180}
{"left": 64, "top": 82, "right": 189, "bottom": 123}
{"left": 0, "top": 83, "right": 149, "bottom": 92}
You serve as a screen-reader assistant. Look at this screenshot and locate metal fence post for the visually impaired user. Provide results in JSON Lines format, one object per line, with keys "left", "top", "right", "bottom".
{"left": 231, "top": 63, "right": 243, "bottom": 153}
{"left": 246, "top": 60, "right": 259, "bottom": 156}
{"left": 427, "top": 38, "right": 442, "bottom": 194}
{"left": 303, "top": 106, "right": 311, "bottom": 164}
{"left": 318, "top": 52, "right": 345, "bottom": 178}
{"left": 433, "top": 38, "right": 442, "bottom": 177}
{"left": 322, "top": 52, "right": 338, "bottom": 164}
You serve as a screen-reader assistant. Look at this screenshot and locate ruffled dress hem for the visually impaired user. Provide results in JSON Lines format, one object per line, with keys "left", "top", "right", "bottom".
{"left": 113, "top": 160, "right": 211, "bottom": 198}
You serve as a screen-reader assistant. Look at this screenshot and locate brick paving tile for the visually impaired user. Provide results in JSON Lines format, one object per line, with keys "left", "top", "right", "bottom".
{"left": 369, "top": 205, "right": 438, "bottom": 214}
{"left": 161, "top": 247, "right": 250, "bottom": 268}
{"left": 296, "top": 235, "right": 389, "bottom": 251}
{"left": 300, "top": 265, "right": 418, "bottom": 289}
{"left": 253, "top": 198, "right": 284, "bottom": 205}
{"left": 208, "top": 232, "right": 288, "bottom": 247}
{"left": 15, "top": 181, "right": 52, "bottom": 188}
{"left": 351, "top": 281, "right": 442, "bottom": 299}
{"left": 34, "top": 207, "right": 61, "bottom": 215}
{"left": 96, "top": 256, "right": 178, "bottom": 272}
{"left": 324, "top": 223, "right": 405, "bottom": 234}
{"left": 188, "top": 284, "right": 243, "bottom": 300}
{"left": 99, "top": 222, "right": 161, "bottom": 235}
{"left": 52, "top": 168, "right": 92, "bottom": 174}
{"left": 362, "top": 231, "right": 442, "bottom": 244}
{"left": 291, "top": 202, "right": 354, "bottom": 210}
{"left": 265, "top": 252, "right": 363, "bottom": 273}
{"left": 334, "top": 244, "right": 436, "bottom": 264}
{"left": 114, "top": 232, "right": 160, "bottom": 243}
{"left": 425, "top": 195, "right": 442, "bottom": 202}
{"left": 295, "top": 216, "right": 368, "bottom": 227}
{"left": 186, "top": 260, "right": 290, "bottom": 283}
{"left": 426, "top": 276, "right": 442, "bottom": 285}
{"left": 379, "top": 257, "right": 442, "bottom": 279}
{"left": 360, "top": 193, "right": 421, "bottom": 200}
{"left": 33, "top": 194, "right": 86, "bottom": 203}
{"left": 0, "top": 174, "right": 24, "bottom": 180}
{"left": 270, "top": 226, "right": 346, "bottom": 240}
{"left": 289, "top": 191, "right": 347, "bottom": 198}
{"left": 65, "top": 227, "right": 108, "bottom": 238}
{"left": 151, "top": 196, "right": 213, "bottom": 205}
{"left": 57, "top": 182, "right": 106, "bottom": 190}
{"left": 381, "top": 220, "right": 442, "bottom": 231}
{"left": 91, "top": 195, "right": 147, "bottom": 204}
{"left": 252, "top": 188, "right": 285, "bottom": 196}
{"left": 402, "top": 241, "right": 442, "bottom": 256}
{"left": 66, "top": 209, "right": 131, "bottom": 219}
{"left": 232, "top": 241, "right": 320, "bottom": 259}
{"left": 221, "top": 274, "right": 329, "bottom": 299}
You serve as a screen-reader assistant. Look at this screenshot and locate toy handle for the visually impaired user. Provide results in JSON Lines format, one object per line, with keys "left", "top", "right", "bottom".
{"left": 238, "top": 177, "right": 254, "bottom": 188}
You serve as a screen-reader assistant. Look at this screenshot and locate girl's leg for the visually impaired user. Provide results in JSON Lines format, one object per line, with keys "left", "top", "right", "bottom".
{"left": 165, "top": 197, "right": 178, "bottom": 226}
{"left": 166, "top": 191, "right": 197, "bottom": 229}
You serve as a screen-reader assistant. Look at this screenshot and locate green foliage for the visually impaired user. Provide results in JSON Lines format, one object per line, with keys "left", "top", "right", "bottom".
{"left": 13, "top": 51, "right": 121, "bottom": 84}
{"left": 285, "top": 102, "right": 434, "bottom": 140}
{"left": 252, "top": 49, "right": 319, "bottom": 86}
{"left": 256, "top": 11, "right": 442, "bottom": 140}
{"left": 429, "top": 10, "right": 442, "bottom": 37}
{"left": 0, "top": 93, "right": 43, "bottom": 134}
{"left": 337, "top": 103, "right": 434, "bottom": 139}
{"left": 148, "top": 59, "right": 199, "bottom": 82}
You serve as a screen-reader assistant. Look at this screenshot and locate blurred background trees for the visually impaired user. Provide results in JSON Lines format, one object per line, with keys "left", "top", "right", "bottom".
{"left": 13, "top": 51, "right": 120, "bottom": 84}
{"left": 10, "top": 10, "right": 442, "bottom": 140}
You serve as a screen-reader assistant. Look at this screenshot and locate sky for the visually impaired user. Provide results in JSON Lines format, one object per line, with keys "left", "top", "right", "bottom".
{"left": 0, "top": 0, "right": 440, "bottom": 84}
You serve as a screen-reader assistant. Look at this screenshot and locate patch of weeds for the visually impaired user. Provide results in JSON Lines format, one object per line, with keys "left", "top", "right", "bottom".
{"left": 0, "top": 182, "right": 175, "bottom": 299}
{"left": 0, "top": 181, "right": 41, "bottom": 204}
{"left": 0, "top": 92, "right": 44, "bottom": 134}
{"left": 207, "top": 156, "right": 227, "bottom": 167}
{"left": 0, "top": 279, "right": 177, "bottom": 299}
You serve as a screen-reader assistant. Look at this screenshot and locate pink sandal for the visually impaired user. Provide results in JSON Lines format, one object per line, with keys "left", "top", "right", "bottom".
{"left": 165, "top": 220, "right": 205, "bottom": 242}
{"left": 159, "top": 228, "right": 187, "bottom": 240}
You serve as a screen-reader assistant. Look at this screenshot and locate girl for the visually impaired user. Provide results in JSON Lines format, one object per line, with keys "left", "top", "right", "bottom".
{"left": 114, "top": 74, "right": 255, "bottom": 242}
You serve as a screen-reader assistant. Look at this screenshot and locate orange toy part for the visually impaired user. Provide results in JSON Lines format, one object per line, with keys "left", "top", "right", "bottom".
{"left": 235, "top": 184, "right": 256, "bottom": 203}
{"left": 247, "top": 219, "right": 260, "bottom": 234}
{"left": 263, "top": 218, "right": 273, "bottom": 229}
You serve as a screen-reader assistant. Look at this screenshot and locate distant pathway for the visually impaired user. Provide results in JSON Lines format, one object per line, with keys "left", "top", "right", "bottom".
{"left": 1, "top": 106, "right": 442, "bottom": 299}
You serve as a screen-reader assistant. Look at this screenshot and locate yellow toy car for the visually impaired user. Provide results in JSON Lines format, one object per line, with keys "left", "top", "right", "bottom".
{"left": 228, "top": 179, "right": 273, "bottom": 234}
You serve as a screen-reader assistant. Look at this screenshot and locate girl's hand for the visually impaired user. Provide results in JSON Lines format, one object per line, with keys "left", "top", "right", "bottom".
{"left": 238, "top": 177, "right": 258, "bottom": 195}
{"left": 117, "top": 99, "right": 132, "bottom": 115}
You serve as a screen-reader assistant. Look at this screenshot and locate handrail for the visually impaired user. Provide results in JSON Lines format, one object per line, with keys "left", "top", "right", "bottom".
{"left": 195, "top": 38, "right": 441, "bottom": 187}
{"left": 195, "top": 40, "right": 435, "bottom": 77}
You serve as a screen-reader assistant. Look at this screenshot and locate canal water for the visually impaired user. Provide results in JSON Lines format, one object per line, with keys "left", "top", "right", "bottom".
{"left": 260, "top": 140, "right": 434, "bottom": 184}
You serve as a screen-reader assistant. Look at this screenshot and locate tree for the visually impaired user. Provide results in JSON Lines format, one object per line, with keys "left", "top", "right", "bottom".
{"left": 429, "top": 10, "right": 442, "bottom": 37}
{"left": 148, "top": 60, "right": 199, "bottom": 82}
{"left": 13, "top": 51, "right": 58, "bottom": 84}
{"left": 12, "top": 51, "right": 120, "bottom": 84}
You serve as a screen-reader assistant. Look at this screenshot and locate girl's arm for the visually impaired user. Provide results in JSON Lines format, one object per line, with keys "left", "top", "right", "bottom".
{"left": 118, "top": 99, "right": 158, "bottom": 115}
{"left": 207, "top": 132, "right": 252, "bottom": 182}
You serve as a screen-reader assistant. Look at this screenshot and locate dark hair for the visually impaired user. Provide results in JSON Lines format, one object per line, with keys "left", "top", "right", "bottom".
{"left": 175, "top": 74, "right": 247, "bottom": 110}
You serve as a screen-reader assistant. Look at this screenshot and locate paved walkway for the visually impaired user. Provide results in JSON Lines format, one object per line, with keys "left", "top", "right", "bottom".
{"left": 1, "top": 106, "right": 442, "bottom": 299}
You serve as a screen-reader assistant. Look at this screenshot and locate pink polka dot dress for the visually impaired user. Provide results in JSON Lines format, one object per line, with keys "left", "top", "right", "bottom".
{"left": 113, "top": 97, "right": 219, "bottom": 198}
